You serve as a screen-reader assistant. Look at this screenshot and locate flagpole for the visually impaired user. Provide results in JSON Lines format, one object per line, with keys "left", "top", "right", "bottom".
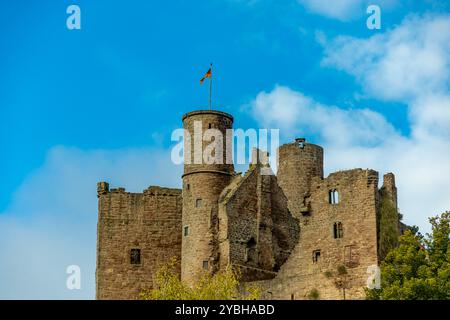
{"left": 209, "top": 63, "right": 213, "bottom": 110}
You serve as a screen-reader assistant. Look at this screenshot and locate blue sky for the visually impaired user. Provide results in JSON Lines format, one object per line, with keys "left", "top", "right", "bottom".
{"left": 1, "top": 0, "right": 450, "bottom": 299}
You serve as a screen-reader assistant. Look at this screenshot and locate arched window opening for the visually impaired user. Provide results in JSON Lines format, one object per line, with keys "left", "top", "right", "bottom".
{"left": 329, "top": 189, "right": 339, "bottom": 204}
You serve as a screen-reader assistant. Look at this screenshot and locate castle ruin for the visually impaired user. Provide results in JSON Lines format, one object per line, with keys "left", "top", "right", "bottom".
{"left": 95, "top": 109, "right": 401, "bottom": 300}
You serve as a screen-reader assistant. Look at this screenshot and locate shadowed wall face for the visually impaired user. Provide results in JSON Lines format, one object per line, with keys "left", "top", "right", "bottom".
{"left": 96, "top": 185, "right": 182, "bottom": 300}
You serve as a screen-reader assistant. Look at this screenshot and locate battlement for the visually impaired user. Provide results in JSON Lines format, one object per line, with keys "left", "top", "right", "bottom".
{"left": 325, "top": 168, "right": 379, "bottom": 186}
{"left": 97, "top": 182, "right": 181, "bottom": 197}
{"left": 97, "top": 181, "right": 109, "bottom": 196}
{"left": 144, "top": 186, "right": 182, "bottom": 196}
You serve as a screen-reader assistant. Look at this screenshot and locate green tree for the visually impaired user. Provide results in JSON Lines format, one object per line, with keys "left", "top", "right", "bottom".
{"left": 140, "top": 257, "right": 261, "bottom": 300}
{"left": 366, "top": 211, "right": 450, "bottom": 300}
{"left": 325, "top": 265, "right": 351, "bottom": 300}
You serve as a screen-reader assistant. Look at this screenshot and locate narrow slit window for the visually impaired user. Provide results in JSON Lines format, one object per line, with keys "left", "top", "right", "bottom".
{"left": 130, "top": 249, "right": 141, "bottom": 265}
{"left": 184, "top": 226, "right": 189, "bottom": 236}
{"left": 203, "top": 261, "right": 209, "bottom": 270}
{"left": 196, "top": 198, "right": 202, "bottom": 208}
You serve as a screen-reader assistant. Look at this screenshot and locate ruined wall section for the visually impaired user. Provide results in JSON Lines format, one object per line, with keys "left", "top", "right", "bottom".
{"left": 380, "top": 173, "right": 397, "bottom": 209}
{"left": 218, "top": 162, "right": 299, "bottom": 281}
{"left": 270, "top": 174, "right": 300, "bottom": 271}
{"left": 96, "top": 183, "right": 182, "bottom": 300}
{"left": 258, "top": 169, "right": 380, "bottom": 300}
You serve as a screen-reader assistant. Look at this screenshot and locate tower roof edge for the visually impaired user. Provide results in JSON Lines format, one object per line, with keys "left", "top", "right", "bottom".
{"left": 182, "top": 109, "right": 234, "bottom": 121}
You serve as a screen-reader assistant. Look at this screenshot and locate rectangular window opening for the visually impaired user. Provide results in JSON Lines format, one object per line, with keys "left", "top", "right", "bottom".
{"left": 345, "top": 246, "right": 353, "bottom": 264}
{"left": 313, "top": 250, "right": 321, "bottom": 263}
{"left": 130, "top": 248, "right": 141, "bottom": 265}
{"left": 334, "top": 222, "right": 343, "bottom": 239}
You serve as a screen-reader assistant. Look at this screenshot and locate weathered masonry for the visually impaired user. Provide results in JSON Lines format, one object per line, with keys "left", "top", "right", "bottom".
{"left": 96, "top": 109, "right": 403, "bottom": 300}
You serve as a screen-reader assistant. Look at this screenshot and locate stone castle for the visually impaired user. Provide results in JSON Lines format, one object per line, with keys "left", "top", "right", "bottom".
{"left": 96, "top": 109, "right": 403, "bottom": 300}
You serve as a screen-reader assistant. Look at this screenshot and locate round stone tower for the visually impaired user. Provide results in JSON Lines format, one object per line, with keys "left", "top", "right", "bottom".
{"left": 181, "top": 110, "right": 235, "bottom": 284}
{"left": 277, "top": 138, "right": 324, "bottom": 217}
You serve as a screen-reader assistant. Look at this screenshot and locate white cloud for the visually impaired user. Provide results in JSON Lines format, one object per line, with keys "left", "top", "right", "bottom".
{"left": 322, "top": 14, "right": 450, "bottom": 102}
{"left": 0, "top": 146, "right": 181, "bottom": 299}
{"left": 297, "top": 0, "right": 397, "bottom": 21}
{"left": 321, "top": 13, "right": 450, "bottom": 138}
{"left": 251, "top": 85, "right": 399, "bottom": 147}
{"left": 249, "top": 14, "right": 450, "bottom": 234}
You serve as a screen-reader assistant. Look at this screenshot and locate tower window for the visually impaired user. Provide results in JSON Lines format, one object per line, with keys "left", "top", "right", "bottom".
{"left": 184, "top": 226, "right": 189, "bottom": 236}
{"left": 130, "top": 249, "right": 141, "bottom": 265}
{"left": 203, "top": 261, "right": 209, "bottom": 270}
{"left": 186, "top": 183, "right": 190, "bottom": 190}
{"left": 328, "top": 189, "right": 339, "bottom": 204}
{"left": 196, "top": 198, "right": 202, "bottom": 208}
{"left": 208, "top": 123, "right": 212, "bottom": 129}
{"left": 333, "top": 222, "right": 343, "bottom": 239}
{"left": 296, "top": 138, "right": 306, "bottom": 149}
{"left": 313, "top": 250, "right": 321, "bottom": 263}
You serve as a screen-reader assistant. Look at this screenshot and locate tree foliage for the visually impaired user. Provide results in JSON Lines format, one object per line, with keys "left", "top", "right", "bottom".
{"left": 307, "top": 288, "right": 320, "bottom": 300}
{"left": 325, "top": 265, "right": 351, "bottom": 300}
{"left": 140, "top": 257, "right": 261, "bottom": 300}
{"left": 366, "top": 211, "right": 450, "bottom": 300}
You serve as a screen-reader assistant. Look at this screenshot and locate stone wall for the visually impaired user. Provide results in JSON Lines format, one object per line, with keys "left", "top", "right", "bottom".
{"left": 181, "top": 110, "right": 235, "bottom": 284}
{"left": 95, "top": 112, "right": 402, "bottom": 300}
{"left": 257, "top": 169, "right": 380, "bottom": 300}
{"left": 277, "top": 140, "right": 323, "bottom": 220}
{"left": 218, "top": 158, "right": 299, "bottom": 281}
{"left": 96, "top": 183, "right": 182, "bottom": 300}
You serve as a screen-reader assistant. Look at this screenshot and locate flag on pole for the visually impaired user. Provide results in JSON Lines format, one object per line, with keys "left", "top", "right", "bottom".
{"left": 200, "top": 67, "right": 212, "bottom": 85}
